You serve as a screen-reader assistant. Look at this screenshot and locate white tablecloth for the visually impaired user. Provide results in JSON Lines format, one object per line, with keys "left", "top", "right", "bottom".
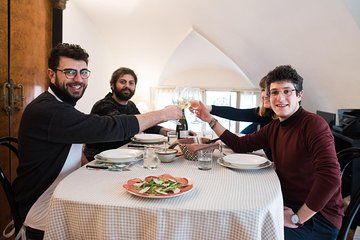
{"left": 44, "top": 151, "right": 284, "bottom": 240}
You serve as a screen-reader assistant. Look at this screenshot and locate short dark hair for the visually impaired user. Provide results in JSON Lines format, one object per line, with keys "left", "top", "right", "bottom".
{"left": 266, "top": 65, "right": 303, "bottom": 94}
{"left": 48, "top": 43, "right": 89, "bottom": 70}
{"left": 110, "top": 67, "right": 138, "bottom": 88}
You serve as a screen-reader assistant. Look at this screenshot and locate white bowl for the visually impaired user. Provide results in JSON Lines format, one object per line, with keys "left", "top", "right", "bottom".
{"left": 155, "top": 149, "right": 177, "bottom": 163}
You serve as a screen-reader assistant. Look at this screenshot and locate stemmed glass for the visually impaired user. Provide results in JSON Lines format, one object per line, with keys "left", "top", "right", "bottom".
{"left": 188, "top": 88, "right": 202, "bottom": 124}
{"left": 172, "top": 86, "right": 191, "bottom": 125}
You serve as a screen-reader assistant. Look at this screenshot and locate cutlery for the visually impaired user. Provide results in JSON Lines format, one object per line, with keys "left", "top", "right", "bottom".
{"left": 86, "top": 165, "right": 108, "bottom": 170}
{"left": 86, "top": 160, "right": 140, "bottom": 171}
{"left": 127, "top": 144, "right": 146, "bottom": 149}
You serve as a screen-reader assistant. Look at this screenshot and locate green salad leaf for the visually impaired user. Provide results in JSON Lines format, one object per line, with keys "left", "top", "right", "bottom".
{"left": 134, "top": 177, "right": 181, "bottom": 195}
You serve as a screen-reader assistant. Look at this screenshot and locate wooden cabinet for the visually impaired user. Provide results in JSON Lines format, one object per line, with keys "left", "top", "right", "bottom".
{"left": 0, "top": 0, "right": 52, "bottom": 235}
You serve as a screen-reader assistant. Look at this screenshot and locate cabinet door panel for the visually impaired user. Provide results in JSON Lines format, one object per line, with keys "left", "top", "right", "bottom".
{"left": 0, "top": 0, "right": 52, "bottom": 234}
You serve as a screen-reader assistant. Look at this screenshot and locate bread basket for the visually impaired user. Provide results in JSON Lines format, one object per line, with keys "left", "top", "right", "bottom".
{"left": 172, "top": 137, "right": 220, "bottom": 161}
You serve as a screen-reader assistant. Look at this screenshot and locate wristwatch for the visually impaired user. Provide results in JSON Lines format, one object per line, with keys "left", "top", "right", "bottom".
{"left": 291, "top": 214, "right": 304, "bottom": 227}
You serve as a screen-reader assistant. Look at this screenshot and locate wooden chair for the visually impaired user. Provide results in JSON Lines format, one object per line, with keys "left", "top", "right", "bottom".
{"left": 0, "top": 136, "right": 22, "bottom": 237}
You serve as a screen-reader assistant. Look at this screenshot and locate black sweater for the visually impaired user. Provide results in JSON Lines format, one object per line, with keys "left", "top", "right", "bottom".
{"left": 13, "top": 91, "right": 139, "bottom": 222}
{"left": 84, "top": 93, "right": 162, "bottom": 160}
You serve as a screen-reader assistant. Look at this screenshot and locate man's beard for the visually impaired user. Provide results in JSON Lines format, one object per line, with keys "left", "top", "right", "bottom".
{"left": 49, "top": 78, "right": 86, "bottom": 106}
{"left": 113, "top": 87, "right": 135, "bottom": 101}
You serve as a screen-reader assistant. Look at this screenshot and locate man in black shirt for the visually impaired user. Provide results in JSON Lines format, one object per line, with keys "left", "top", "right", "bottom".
{"left": 84, "top": 67, "right": 173, "bottom": 160}
{"left": 13, "top": 44, "right": 182, "bottom": 239}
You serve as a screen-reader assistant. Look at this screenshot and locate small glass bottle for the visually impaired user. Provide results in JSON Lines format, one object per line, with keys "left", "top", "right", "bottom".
{"left": 176, "top": 109, "right": 189, "bottom": 139}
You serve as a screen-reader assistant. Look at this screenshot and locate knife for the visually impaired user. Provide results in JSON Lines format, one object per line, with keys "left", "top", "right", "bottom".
{"left": 86, "top": 165, "right": 108, "bottom": 170}
{"left": 127, "top": 144, "right": 146, "bottom": 149}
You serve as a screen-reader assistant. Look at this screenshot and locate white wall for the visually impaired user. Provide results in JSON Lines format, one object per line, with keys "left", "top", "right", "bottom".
{"left": 63, "top": 0, "right": 360, "bottom": 120}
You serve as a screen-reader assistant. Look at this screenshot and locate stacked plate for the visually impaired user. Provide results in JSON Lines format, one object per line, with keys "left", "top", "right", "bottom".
{"left": 95, "top": 149, "right": 143, "bottom": 163}
{"left": 131, "top": 134, "right": 166, "bottom": 144}
{"left": 218, "top": 153, "right": 272, "bottom": 170}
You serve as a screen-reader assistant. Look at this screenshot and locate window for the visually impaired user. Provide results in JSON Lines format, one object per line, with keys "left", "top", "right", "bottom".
{"left": 152, "top": 87, "right": 260, "bottom": 135}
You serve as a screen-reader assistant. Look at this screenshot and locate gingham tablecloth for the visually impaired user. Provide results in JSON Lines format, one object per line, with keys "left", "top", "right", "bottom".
{"left": 44, "top": 153, "right": 284, "bottom": 240}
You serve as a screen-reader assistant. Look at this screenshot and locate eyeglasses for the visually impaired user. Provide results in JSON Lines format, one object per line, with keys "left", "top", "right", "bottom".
{"left": 269, "top": 88, "right": 296, "bottom": 97}
{"left": 54, "top": 68, "right": 91, "bottom": 80}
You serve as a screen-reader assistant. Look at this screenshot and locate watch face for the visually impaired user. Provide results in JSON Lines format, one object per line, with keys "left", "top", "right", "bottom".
{"left": 291, "top": 214, "right": 299, "bottom": 224}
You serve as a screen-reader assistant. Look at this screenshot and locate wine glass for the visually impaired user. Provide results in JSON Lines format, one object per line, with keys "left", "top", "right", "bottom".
{"left": 172, "top": 87, "right": 191, "bottom": 125}
{"left": 188, "top": 88, "right": 202, "bottom": 124}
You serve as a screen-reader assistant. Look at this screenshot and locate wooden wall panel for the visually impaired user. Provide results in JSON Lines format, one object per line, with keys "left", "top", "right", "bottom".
{"left": 0, "top": 0, "right": 52, "bottom": 236}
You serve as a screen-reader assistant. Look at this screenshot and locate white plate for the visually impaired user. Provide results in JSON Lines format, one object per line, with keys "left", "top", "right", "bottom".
{"left": 130, "top": 137, "right": 165, "bottom": 144}
{"left": 123, "top": 175, "right": 193, "bottom": 199}
{"left": 95, "top": 149, "right": 143, "bottom": 163}
{"left": 133, "top": 134, "right": 166, "bottom": 143}
{"left": 222, "top": 153, "right": 267, "bottom": 167}
{"left": 218, "top": 158, "right": 272, "bottom": 170}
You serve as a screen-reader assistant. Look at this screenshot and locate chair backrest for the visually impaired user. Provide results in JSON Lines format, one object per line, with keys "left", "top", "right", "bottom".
{"left": 337, "top": 147, "right": 360, "bottom": 198}
{"left": 0, "top": 136, "right": 22, "bottom": 236}
{"left": 337, "top": 187, "right": 360, "bottom": 240}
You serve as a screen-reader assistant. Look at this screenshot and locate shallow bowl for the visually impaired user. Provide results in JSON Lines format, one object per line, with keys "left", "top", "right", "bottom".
{"left": 155, "top": 149, "right": 178, "bottom": 163}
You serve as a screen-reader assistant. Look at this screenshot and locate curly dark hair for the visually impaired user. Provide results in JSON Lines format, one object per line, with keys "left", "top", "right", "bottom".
{"left": 110, "top": 67, "right": 138, "bottom": 88}
{"left": 266, "top": 65, "right": 303, "bottom": 94}
{"left": 48, "top": 43, "right": 89, "bottom": 70}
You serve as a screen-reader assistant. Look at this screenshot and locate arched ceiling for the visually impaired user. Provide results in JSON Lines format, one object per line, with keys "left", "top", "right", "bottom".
{"left": 65, "top": 0, "right": 360, "bottom": 114}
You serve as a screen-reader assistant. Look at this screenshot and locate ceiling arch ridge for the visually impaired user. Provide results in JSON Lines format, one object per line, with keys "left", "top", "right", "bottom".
{"left": 159, "top": 26, "right": 254, "bottom": 89}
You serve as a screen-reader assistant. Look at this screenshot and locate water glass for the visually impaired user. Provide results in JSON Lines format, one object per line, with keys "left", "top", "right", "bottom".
{"left": 143, "top": 147, "right": 159, "bottom": 169}
{"left": 197, "top": 149, "right": 213, "bottom": 170}
{"left": 167, "top": 131, "right": 177, "bottom": 145}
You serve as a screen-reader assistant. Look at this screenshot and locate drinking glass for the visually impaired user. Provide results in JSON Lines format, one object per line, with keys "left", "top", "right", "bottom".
{"left": 167, "top": 131, "right": 177, "bottom": 145}
{"left": 172, "top": 86, "right": 192, "bottom": 125}
{"left": 143, "top": 147, "right": 160, "bottom": 169}
{"left": 197, "top": 149, "right": 213, "bottom": 170}
{"left": 188, "top": 88, "right": 202, "bottom": 124}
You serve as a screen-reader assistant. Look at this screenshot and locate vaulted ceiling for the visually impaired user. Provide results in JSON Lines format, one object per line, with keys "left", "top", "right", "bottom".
{"left": 65, "top": 0, "right": 360, "bottom": 114}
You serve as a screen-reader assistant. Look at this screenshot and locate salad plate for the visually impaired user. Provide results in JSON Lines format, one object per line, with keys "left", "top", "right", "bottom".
{"left": 133, "top": 134, "right": 166, "bottom": 143}
{"left": 95, "top": 149, "right": 143, "bottom": 163}
{"left": 123, "top": 174, "right": 193, "bottom": 199}
{"left": 217, "top": 157, "right": 272, "bottom": 170}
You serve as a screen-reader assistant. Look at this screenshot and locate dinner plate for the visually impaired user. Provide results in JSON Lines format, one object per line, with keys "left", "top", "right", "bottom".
{"left": 222, "top": 153, "right": 268, "bottom": 167}
{"left": 123, "top": 174, "right": 193, "bottom": 199}
{"left": 95, "top": 149, "right": 143, "bottom": 163}
{"left": 130, "top": 137, "right": 166, "bottom": 144}
{"left": 217, "top": 157, "right": 272, "bottom": 170}
{"left": 133, "top": 134, "right": 166, "bottom": 143}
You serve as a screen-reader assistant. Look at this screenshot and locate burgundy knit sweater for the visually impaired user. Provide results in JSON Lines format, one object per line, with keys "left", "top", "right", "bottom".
{"left": 220, "top": 107, "right": 344, "bottom": 229}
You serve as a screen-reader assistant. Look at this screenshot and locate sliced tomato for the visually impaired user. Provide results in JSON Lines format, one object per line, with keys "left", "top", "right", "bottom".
{"left": 158, "top": 173, "right": 176, "bottom": 181}
{"left": 144, "top": 175, "right": 158, "bottom": 182}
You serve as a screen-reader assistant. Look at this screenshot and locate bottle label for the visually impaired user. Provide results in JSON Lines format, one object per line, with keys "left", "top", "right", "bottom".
{"left": 179, "top": 130, "right": 189, "bottom": 139}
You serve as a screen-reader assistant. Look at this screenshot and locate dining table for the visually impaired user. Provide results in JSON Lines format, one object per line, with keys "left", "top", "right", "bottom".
{"left": 44, "top": 144, "right": 284, "bottom": 240}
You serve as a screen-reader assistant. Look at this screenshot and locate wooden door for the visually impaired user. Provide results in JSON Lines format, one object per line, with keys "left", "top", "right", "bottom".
{"left": 0, "top": 0, "right": 52, "bottom": 235}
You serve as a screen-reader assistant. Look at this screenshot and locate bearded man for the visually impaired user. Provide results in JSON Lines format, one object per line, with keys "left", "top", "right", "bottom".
{"left": 84, "top": 67, "right": 173, "bottom": 161}
{"left": 13, "top": 44, "right": 182, "bottom": 239}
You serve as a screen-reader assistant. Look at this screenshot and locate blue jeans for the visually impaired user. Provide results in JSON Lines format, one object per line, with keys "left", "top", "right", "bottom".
{"left": 284, "top": 204, "right": 339, "bottom": 240}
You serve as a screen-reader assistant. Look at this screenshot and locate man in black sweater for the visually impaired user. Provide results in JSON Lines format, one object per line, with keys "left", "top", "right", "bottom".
{"left": 12, "top": 43, "right": 182, "bottom": 239}
{"left": 84, "top": 67, "right": 173, "bottom": 161}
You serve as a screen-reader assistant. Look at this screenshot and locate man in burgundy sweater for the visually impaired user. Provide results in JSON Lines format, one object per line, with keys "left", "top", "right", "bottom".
{"left": 195, "top": 65, "right": 343, "bottom": 239}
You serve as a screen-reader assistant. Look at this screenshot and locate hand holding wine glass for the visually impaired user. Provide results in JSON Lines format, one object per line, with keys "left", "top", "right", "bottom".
{"left": 188, "top": 88, "right": 202, "bottom": 123}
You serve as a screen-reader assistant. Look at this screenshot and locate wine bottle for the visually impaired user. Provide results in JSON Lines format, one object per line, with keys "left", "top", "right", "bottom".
{"left": 176, "top": 109, "right": 189, "bottom": 139}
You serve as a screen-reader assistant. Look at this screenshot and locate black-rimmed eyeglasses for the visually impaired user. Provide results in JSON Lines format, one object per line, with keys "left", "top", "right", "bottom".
{"left": 54, "top": 68, "right": 91, "bottom": 80}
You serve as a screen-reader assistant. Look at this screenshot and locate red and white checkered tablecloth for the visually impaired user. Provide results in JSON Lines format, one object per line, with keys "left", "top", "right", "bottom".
{"left": 44, "top": 154, "right": 284, "bottom": 240}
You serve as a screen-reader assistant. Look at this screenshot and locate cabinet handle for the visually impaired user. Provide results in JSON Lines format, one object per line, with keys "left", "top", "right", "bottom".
{"left": 1, "top": 79, "right": 24, "bottom": 115}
